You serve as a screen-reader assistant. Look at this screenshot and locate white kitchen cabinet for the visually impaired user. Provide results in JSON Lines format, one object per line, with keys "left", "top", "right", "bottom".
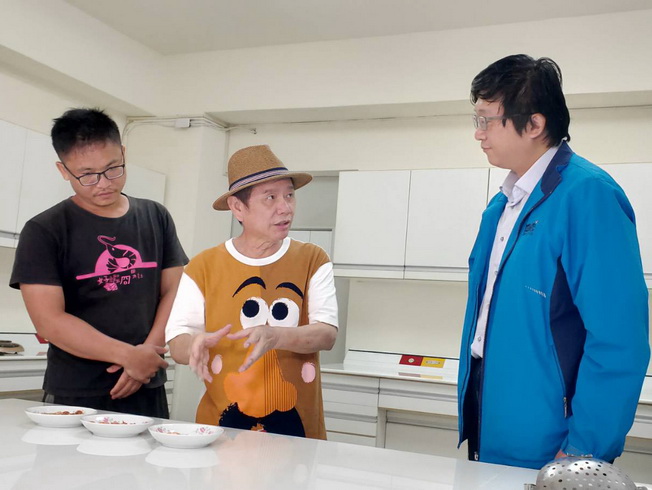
{"left": 333, "top": 170, "right": 410, "bottom": 278}
{"left": 404, "top": 168, "right": 488, "bottom": 280}
{"left": 599, "top": 163, "right": 652, "bottom": 278}
{"left": 384, "top": 412, "right": 464, "bottom": 459}
{"left": 322, "top": 372, "right": 381, "bottom": 446}
{"left": 15, "top": 130, "right": 70, "bottom": 235}
{"left": 0, "top": 120, "right": 27, "bottom": 247}
{"left": 288, "top": 229, "right": 333, "bottom": 257}
{"left": 333, "top": 168, "right": 490, "bottom": 280}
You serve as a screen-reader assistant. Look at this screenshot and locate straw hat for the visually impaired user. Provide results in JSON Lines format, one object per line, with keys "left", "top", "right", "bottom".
{"left": 213, "top": 145, "right": 312, "bottom": 210}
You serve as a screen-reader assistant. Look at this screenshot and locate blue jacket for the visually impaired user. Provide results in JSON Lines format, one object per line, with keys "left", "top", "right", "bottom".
{"left": 458, "top": 142, "right": 650, "bottom": 469}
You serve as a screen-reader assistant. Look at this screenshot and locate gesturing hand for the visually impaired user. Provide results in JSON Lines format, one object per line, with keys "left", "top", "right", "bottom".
{"left": 227, "top": 326, "right": 281, "bottom": 373}
{"left": 189, "top": 324, "right": 232, "bottom": 382}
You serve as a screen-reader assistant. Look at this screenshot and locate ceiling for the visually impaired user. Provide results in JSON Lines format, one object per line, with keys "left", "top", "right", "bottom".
{"left": 64, "top": 0, "right": 652, "bottom": 55}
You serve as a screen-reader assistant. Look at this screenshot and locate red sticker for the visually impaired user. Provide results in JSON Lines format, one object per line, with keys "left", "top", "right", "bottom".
{"left": 399, "top": 354, "right": 423, "bottom": 366}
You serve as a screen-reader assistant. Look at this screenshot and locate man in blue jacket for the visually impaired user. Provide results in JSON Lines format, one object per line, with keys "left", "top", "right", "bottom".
{"left": 458, "top": 54, "right": 650, "bottom": 469}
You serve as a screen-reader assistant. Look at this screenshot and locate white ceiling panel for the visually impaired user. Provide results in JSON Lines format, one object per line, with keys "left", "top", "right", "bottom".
{"left": 64, "top": 0, "right": 652, "bottom": 55}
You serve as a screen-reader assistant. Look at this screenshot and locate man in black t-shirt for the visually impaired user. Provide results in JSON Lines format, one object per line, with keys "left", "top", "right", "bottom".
{"left": 10, "top": 108, "right": 188, "bottom": 417}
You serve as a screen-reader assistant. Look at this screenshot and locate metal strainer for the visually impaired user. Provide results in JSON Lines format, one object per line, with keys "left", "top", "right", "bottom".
{"left": 525, "top": 457, "right": 648, "bottom": 490}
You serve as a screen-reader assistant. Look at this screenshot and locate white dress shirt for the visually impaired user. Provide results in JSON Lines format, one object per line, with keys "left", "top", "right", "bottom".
{"left": 471, "top": 146, "right": 560, "bottom": 358}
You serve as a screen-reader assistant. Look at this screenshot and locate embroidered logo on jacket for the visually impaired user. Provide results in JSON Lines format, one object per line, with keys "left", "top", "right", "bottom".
{"left": 524, "top": 220, "right": 539, "bottom": 235}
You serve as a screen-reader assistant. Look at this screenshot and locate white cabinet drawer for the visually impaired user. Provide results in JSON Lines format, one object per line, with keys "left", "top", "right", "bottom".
{"left": 326, "top": 431, "right": 376, "bottom": 446}
{"left": 379, "top": 378, "right": 458, "bottom": 416}
{"left": 324, "top": 400, "right": 378, "bottom": 418}
{"left": 325, "top": 417, "right": 377, "bottom": 437}
{"left": 323, "top": 388, "right": 378, "bottom": 407}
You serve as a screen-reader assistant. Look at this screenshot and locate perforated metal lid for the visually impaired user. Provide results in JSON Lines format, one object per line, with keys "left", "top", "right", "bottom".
{"left": 529, "top": 457, "right": 645, "bottom": 490}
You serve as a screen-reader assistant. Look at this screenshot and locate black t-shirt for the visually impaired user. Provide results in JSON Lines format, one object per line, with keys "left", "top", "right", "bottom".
{"left": 10, "top": 195, "right": 188, "bottom": 396}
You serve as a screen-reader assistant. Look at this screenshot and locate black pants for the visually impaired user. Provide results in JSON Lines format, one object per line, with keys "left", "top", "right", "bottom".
{"left": 43, "top": 385, "right": 169, "bottom": 418}
{"left": 219, "top": 403, "right": 306, "bottom": 437}
{"left": 463, "top": 356, "right": 482, "bottom": 460}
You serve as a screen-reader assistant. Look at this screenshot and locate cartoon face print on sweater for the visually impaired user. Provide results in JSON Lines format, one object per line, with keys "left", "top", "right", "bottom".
{"left": 215, "top": 275, "right": 316, "bottom": 419}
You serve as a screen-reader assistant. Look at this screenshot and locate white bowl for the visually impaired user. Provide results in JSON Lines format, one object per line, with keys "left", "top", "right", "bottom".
{"left": 81, "top": 414, "right": 153, "bottom": 438}
{"left": 148, "top": 423, "right": 223, "bottom": 449}
{"left": 25, "top": 405, "right": 98, "bottom": 428}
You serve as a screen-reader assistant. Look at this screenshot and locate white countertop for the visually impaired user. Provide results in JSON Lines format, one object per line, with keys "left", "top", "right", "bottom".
{"left": 322, "top": 350, "right": 458, "bottom": 384}
{"left": 0, "top": 398, "right": 541, "bottom": 490}
{"left": 323, "top": 350, "right": 652, "bottom": 404}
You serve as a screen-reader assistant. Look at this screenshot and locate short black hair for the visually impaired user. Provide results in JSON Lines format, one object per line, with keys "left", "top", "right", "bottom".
{"left": 233, "top": 186, "right": 253, "bottom": 207}
{"left": 471, "top": 54, "right": 571, "bottom": 146}
{"left": 51, "top": 108, "right": 121, "bottom": 159}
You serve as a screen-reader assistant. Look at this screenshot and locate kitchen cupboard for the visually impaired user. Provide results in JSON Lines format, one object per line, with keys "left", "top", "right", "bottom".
{"left": 332, "top": 168, "right": 489, "bottom": 279}
{"left": 322, "top": 372, "right": 380, "bottom": 447}
{"left": 333, "top": 170, "right": 410, "bottom": 278}
{"left": 384, "top": 412, "right": 461, "bottom": 459}
{"left": 405, "top": 168, "right": 488, "bottom": 280}
{"left": 0, "top": 121, "right": 27, "bottom": 247}
{"left": 15, "top": 130, "right": 70, "bottom": 235}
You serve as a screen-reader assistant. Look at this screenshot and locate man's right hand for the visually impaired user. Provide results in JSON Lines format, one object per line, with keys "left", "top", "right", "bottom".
{"left": 123, "top": 344, "right": 168, "bottom": 383}
{"left": 189, "top": 325, "right": 232, "bottom": 382}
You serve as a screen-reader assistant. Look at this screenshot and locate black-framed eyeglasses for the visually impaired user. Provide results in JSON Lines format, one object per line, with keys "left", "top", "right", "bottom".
{"left": 472, "top": 113, "right": 531, "bottom": 131}
{"left": 61, "top": 152, "right": 126, "bottom": 186}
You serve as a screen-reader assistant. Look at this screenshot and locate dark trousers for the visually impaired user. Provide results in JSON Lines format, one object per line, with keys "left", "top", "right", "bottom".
{"left": 463, "top": 355, "right": 482, "bottom": 460}
{"left": 219, "top": 403, "right": 306, "bottom": 437}
{"left": 43, "top": 385, "right": 169, "bottom": 418}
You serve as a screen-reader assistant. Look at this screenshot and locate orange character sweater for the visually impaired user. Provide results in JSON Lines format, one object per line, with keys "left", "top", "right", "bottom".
{"left": 185, "top": 240, "right": 331, "bottom": 439}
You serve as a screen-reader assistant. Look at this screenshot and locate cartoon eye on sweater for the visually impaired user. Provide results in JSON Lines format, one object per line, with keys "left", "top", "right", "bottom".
{"left": 240, "top": 297, "right": 300, "bottom": 328}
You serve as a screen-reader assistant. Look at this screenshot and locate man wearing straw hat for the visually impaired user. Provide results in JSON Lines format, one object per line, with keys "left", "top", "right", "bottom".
{"left": 166, "top": 145, "right": 338, "bottom": 439}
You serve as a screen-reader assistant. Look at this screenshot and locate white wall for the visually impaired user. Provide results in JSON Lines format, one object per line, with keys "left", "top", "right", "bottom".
{"left": 0, "top": 67, "right": 127, "bottom": 134}
{"left": 123, "top": 123, "right": 231, "bottom": 257}
{"left": 165, "top": 9, "right": 652, "bottom": 115}
{"left": 228, "top": 106, "right": 652, "bottom": 173}
{"left": 346, "top": 279, "right": 467, "bottom": 357}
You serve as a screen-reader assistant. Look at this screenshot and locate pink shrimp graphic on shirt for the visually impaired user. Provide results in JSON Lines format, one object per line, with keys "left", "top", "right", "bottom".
{"left": 76, "top": 235, "right": 157, "bottom": 290}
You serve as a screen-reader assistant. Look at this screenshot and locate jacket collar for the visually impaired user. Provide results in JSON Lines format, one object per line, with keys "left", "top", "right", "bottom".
{"left": 540, "top": 140, "right": 572, "bottom": 195}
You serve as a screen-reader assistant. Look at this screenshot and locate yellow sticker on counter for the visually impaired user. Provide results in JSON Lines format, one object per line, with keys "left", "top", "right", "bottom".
{"left": 421, "top": 357, "right": 445, "bottom": 368}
